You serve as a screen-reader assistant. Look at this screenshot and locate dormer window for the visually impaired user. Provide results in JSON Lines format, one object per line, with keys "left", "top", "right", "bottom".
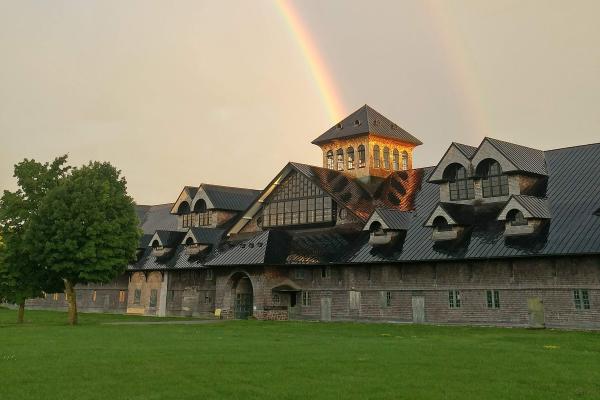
{"left": 194, "top": 199, "right": 210, "bottom": 226}
{"left": 326, "top": 150, "right": 334, "bottom": 170}
{"left": 178, "top": 201, "right": 192, "bottom": 228}
{"left": 185, "top": 237, "right": 194, "bottom": 245}
{"left": 336, "top": 148, "right": 344, "bottom": 171}
{"left": 347, "top": 147, "right": 354, "bottom": 170}
{"left": 478, "top": 159, "right": 509, "bottom": 198}
{"left": 151, "top": 240, "right": 161, "bottom": 249}
{"left": 507, "top": 209, "right": 527, "bottom": 226}
{"left": 433, "top": 216, "right": 452, "bottom": 232}
{"left": 444, "top": 164, "right": 474, "bottom": 201}
{"left": 358, "top": 145, "right": 366, "bottom": 168}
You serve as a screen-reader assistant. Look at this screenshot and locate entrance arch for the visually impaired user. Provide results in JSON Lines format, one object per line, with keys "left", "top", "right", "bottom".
{"left": 229, "top": 272, "right": 254, "bottom": 319}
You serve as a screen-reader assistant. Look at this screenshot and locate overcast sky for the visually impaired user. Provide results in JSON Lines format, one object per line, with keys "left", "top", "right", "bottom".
{"left": 1, "top": 0, "right": 599, "bottom": 204}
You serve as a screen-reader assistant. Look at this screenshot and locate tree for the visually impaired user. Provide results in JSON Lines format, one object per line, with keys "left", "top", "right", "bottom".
{"left": 27, "top": 161, "right": 140, "bottom": 325}
{"left": 0, "top": 156, "right": 70, "bottom": 323}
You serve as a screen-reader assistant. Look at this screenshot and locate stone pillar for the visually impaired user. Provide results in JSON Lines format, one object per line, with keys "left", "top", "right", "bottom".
{"left": 158, "top": 271, "right": 169, "bottom": 317}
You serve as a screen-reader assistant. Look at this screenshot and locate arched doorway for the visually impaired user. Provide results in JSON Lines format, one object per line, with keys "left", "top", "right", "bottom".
{"left": 230, "top": 273, "right": 253, "bottom": 319}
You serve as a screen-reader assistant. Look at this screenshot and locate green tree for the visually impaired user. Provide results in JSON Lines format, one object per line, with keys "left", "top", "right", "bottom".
{"left": 27, "top": 161, "right": 140, "bottom": 325}
{"left": 0, "top": 156, "right": 70, "bottom": 323}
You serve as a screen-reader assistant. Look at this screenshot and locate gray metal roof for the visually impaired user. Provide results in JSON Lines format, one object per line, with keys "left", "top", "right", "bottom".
{"left": 311, "top": 105, "right": 423, "bottom": 146}
{"left": 486, "top": 137, "right": 548, "bottom": 176}
{"left": 205, "top": 230, "right": 290, "bottom": 266}
{"left": 202, "top": 184, "right": 260, "bottom": 211}
{"left": 371, "top": 208, "right": 414, "bottom": 230}
{"left": 136, "top": 203, "right": 179, "bottom": 234}
{"left": 510, "top": 195, "right": 552, "bottom": 219}
{"left": 189, "top": 227, "right": 225, "bottom": 245}
{"left": 453, "top": 142, "right": 478, "bottom": 159}
{"left": 155, "top": 230, "right": 187, "bottom": 248}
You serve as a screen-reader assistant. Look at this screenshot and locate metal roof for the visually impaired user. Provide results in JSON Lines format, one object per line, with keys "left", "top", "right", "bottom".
{"left": 311, "top": 105, "right": 423, "bottom": 146}
{"left": 369, "top": 208, "right": 414, "bottom": 230}
{"left": 136, "top": 203, "right": 179, "bottom": 234}
{"left": 453, "top": 142, "right": 478, "bottom": 159}
{"left": 485, "top": 137, "right": 548, "bottom": 176}
{"left": 509, "top": 195, "right": 552, "bottom": 219}
{"left": 202, "top": 184, "right": 261, "bottom": 211}
{"left": 189, "top": 227, "right": 225, "bottom": 245}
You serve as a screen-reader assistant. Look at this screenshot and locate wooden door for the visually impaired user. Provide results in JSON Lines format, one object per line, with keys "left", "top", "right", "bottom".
{"left": 527, "top": 297, "right": 545, "bottom": 328}
{"left": 412, "top": 295, "right": 425, "bottom": 323}
{"left": 320, "top": 297, "right": 332, "bottom": 321}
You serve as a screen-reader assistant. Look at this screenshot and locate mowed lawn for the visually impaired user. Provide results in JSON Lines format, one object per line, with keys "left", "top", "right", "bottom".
{"left": 1, "top": 308, "right": 599, "bottom": 399}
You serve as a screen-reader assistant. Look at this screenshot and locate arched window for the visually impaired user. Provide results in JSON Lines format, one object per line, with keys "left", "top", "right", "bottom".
{"left": 369, "top": 221, "right": 384, "bottom": 235}
{"left": 393, "top": 149, "right": 400, "bottom": 171}
{"left": 193, "top": 199, "right": 207, "bottom": 213}
{"left": 336, "top": 148, "right": 344, "bottom": 171}
{"left": 185, "top": 237, "right": 194, "bottom": 245}
{"left": 477, "top": 159, "right": 509, "bottom": 198}
{"left": 373, "top": 145, "right": 381, "bottom": 168}
{"left": 358, "top": 145, "right": 366, "bottom": 168}
{"left": 151, "top": 240, "right": 161, "bottom": 249}
{"left": 401, "top": 151, "right": 409, "bottom": 170}
{"left": 177, "top": 201, "right": 190, "bottom": 214}
{"left": 326, "top": 150, "right": 334, "bottom": 170}
{"left": 432, "top": 216, "right": 452, "bottom": 232}
{"left": 347, "top": 147, "right": 354, "bottom": 170}
{"left": 178, "top": 201, "right": 192, "bottom": 228}
{"left": 383, "top": 147, "right": 390, "bottom": 169}
{"left": 443, "top": 164, "right": 474, "bottom": 201}
{"left": 507, "top": 209, "right": 527, "bottom": 226}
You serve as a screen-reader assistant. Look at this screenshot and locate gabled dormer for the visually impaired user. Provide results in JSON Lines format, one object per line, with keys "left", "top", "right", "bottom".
{"left": 497, "top": 195, "right": 551, "bottom": 237}
{"left": 181, "top": 227, "right": 225, "bottom": 255}
{"left": 429, "top": 138, "right": 548, "bottom": 205}
{"left": 363, "top": 208, "right": 412, "bottom": 246}
{"left": 424, "top": 203, "right": 473, "bottom": 242}
{"left": 148, "top": 230, "right": 186, "bottom": 257}
{"left": 312, "top": 105, "right": 423, "bottom": 187}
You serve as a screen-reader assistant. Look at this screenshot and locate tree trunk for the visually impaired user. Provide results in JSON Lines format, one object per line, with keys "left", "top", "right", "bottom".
{"left": 64, "top": 279, "right": 78, "bottom": 325}
{"left": 17, "top": 301, "right": 25, "bottom": 324}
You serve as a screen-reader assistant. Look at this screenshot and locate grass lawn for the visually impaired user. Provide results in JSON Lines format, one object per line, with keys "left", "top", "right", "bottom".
{"left": 1, "top": 307, "right": 599, "bottom": 399}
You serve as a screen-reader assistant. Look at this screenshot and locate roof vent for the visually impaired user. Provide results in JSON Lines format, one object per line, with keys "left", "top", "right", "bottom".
{"left": 373, "top": 120, "right": 380, "bottom": 126}
{"left": 248, "top": 243, "right": 255, "bottom": 248}
{"left": 241, "top": 244, "right": 246, "bottom": 249}
{"left": 391, "top": 124, "right": 397, "bottom": 130}
{"left": 257, "top": 242, "right": 263, "bottom": 247}
{"left": 354, "top": 119, "right": 360, "bottom": 127}
{"left": 336, "top": 123, "right": 343, "bottom": 130}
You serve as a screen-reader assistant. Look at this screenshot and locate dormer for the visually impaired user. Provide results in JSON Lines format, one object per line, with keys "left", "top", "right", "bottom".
{"left": 312, "top": 105, "right": 423, "bottom": 186}
{"left": 170, "top": 186, "right": 198, "bottom": 229}
{"left": 148, "top": 230, "right": 186, "bottom": 257}
{"left": 497, "top": 195, "right": 551, "bottom": 237}
{"left": 424, "top": 203, "right": 472, "bottom": 242}
{"left": 363, "top": 208, "right": 412, "bottom": 246}
{"left": 181, "top": 227, "right": 225, "bottom": 255}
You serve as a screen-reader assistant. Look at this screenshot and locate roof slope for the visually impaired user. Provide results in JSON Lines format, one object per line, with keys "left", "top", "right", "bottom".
{"left": 486, "top": 137, "right": 548, "bottom": 176}
{"left": 453, "top": 142, "right": 478, "bottom": 159}
{"left": 136, "top": 203, "right": 179, "bottom": 234}
{"left": 370, "top": 208, "right": 414, "bottom": 230}
{"left": 510, "top": 195, "right": 552, "bottom": 219}
{"left": 311, "top": 105, "right": 423, "bottom": 146}
{"left": 202, "top": 184, "right": 261, "bottom": 211}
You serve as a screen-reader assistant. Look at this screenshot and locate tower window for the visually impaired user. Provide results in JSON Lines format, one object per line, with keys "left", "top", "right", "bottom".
{"left": 401, "top": 151, "right": 408, "bottom": 170}
{"left": 373, "top": 145, "right": 381, "bottom": 168}
{"left": 478, "top": 159, "right": 509, "bottom": 198}
{"left": 336, "top": 148, "right": 344, "bottom": 171}
{"left": 347, "top": 147, "right": 354, "bottom": 170}
{"left": 393, "top": 149, "right": 400, "bottom": 171}
{"left": 326, "top": 150, "right": 334, "bottom": 170}
{"left": 358, "top": 145, "right": 366, "bottom": 168}
{"left": 383, "top": 147, "right": 390, "bottom": 169}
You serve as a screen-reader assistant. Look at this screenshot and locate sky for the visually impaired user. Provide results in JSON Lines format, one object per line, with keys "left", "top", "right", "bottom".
{"left": 1, "top": 0, "right": 599, "bottom": 204}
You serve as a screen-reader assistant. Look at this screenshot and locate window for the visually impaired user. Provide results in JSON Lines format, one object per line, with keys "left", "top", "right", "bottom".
{"left": 149, "top": 289, "right": 158, "bottom": 307}
{"left": 182, "top": 213, "right": 193, "bottom": 228}
{"left": 295, "top": 269, "right": 305, "bottom": 280}
{"left": 272, "top": 293, "right": 280, "bottom": 304}
{"left": 383, "top": 147, "right": 390, "bottom": 169}
{"left": 321, "top": 266, "right": 331, "bottom": 279}
{"left": 178, "top": 201, "right": 192, "bottom": 228}
{"left": 204, "top": 294, "right": 212, "bottom": 305}
{"left": 358, "top": 145, "right": 366, "bottom": 168}
{"left": 167, "top": 290, "right": 175, "bottom": 302}
{"left": 401, "top": 151, "right": 408, "bottom": 170}
{"left": 373, "top": 145, "right": 381, "bottom": 168}
{"left": 194, "top": 199, "right": 210, "bottom": 226}
{"left": 347, "top": 147, "right": 354, "bottom": 170}
{"left": 53, "top": 293, "right": 59, "bottom": 301}
{"left": 385, "top": 291, "right": 392, "bottom": 307}
{"left": 393, "top": 149, "right": 400, "bottom": 171}
{"left": 574, "top": 289, "right": 590, "bottom": 310}
{"left": 444, "top": 164, "right": 475, "bottom": 201}
{"left": 433, "top": 216, "right": 452, "bottom": 232}
{"left": 151, "top": 240, "right": 161, "bottom": 249}
{"left": 119, "top": 290, "right": 126, "bottom": 304}
{"left": 479, "top": 160, "right": 509, "bottom": 198}
{"left": 261, "top": 172, "right": 336, "bottom": 227}
{"left": 486, "top": 290, "right": 500, "bottom": 308}
{"left": 206, "top": 269, "right": 214, "bottom": 280}
{"left": 449, "top": 290, "right": 461, "bottom": 308}
{"left": 326, "top": 150, "right": 334, "bottom": 170}
{"left": 507, "top": 209, "right": 528, "bottom": 226}
{"left": 134, "top": 288, "right": 141, "bottom": 304}
{"left": 92, "top": 290, "right": 97, "bottom": 303}
{"left": 336, "top": 148, "right": 344, "bottom": 171}
{"left": 302, "top": 291, "right": 311, "bottom": 306}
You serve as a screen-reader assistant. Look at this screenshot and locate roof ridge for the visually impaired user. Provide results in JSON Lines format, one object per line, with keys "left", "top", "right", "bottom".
{"left": 201, "top": 183, "right": 260, "bottom": 192}
{"left": 544, "top": 142, "right": 600, "bottom": 153}
{"left": 485, "top": 136, "right": 544, "bottom": 153}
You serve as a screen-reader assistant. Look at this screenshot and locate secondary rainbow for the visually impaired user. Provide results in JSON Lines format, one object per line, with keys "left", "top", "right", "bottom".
{"left": 275, "top": 0, "right": 345, "bottom": 123}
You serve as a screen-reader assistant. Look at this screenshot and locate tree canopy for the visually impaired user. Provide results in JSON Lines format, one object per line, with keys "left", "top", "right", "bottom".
{"left": 26, "top": 161, "right": 140, "bottom": 324}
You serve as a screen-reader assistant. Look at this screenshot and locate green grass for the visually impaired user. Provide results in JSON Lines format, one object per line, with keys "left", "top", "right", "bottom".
{"left": 1, "top": 308, "right": 599, "bottom": 399}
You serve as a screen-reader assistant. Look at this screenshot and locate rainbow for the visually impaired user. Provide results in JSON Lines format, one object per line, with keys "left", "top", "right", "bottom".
{"left": 275, "top": 0, "right": 346, "bottom": 123}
